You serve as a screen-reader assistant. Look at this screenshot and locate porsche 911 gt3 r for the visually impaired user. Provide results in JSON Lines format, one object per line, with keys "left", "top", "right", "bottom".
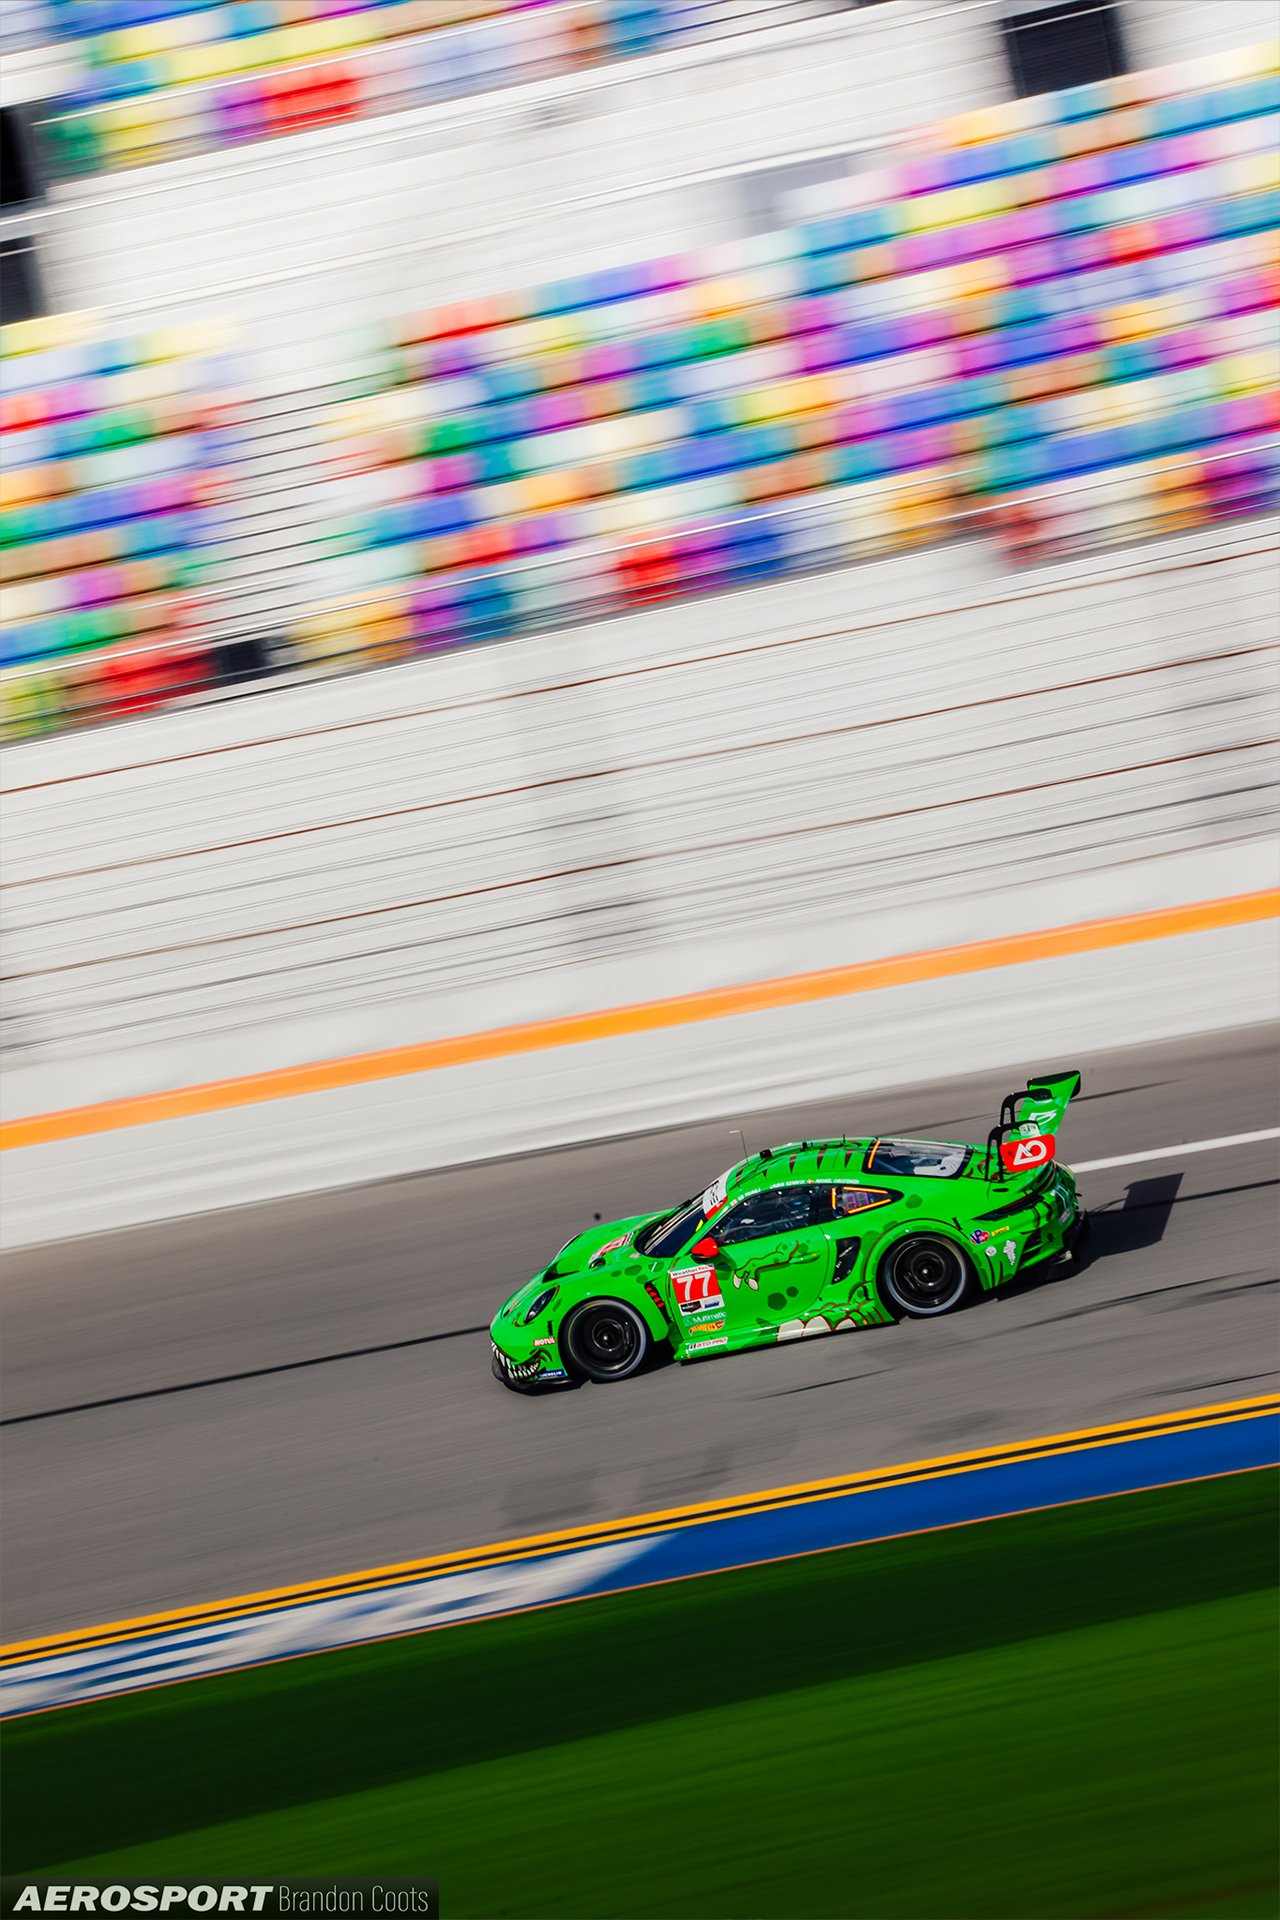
{"left": 490, "top": 1070, "right": 1087, "bottom": 1391}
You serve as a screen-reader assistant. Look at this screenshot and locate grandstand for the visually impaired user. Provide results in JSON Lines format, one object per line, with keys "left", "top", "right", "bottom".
{"left": 1, "top": 0, "right": 1276, "bottom": 737}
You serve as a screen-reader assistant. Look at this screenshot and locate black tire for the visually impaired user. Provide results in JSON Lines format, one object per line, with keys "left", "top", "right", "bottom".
{"left": 878, "top": 1234, "right": 973, "bottom": 1318}
{"left": 563, "top": 1299, "right": 650, "bottom": 1383}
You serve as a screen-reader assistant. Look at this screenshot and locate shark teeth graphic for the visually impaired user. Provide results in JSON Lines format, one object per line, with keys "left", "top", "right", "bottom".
{"left": 776, "top": 1311, "right": 866, "bottom": 1342}
{"left": 492, "top": 1344, "right": 546, "bottom": 1384}
{"left": 777, "top": 1314, "right": 837, "bottom": 1341}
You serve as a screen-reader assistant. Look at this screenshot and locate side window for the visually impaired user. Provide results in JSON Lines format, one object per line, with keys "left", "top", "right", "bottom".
{"left": 812, "top": 1185, "right": 897, "bottom": 1222}
{"left": 715, "top": 1187, "right": 812, "bottom": 1245}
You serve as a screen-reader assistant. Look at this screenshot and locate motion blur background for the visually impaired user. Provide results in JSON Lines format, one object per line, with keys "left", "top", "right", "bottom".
{"left": 1, "top": 0, "right": 1278, "bottom": 1237}
{"left": 2, "top": 12, "right": 1279, "bottom": 1911}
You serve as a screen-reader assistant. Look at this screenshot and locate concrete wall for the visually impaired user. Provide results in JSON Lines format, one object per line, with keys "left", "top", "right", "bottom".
{"left": 3, "top": 1, "right": 1278, "bottom": 1245}
{"left": 7, "top": 513, "right": 1277, "bottom": 1108}
{"left": 2, "top": 908, "right": 1277, "bottom": 1248}
{"left": 2, "top": 513, "right": 1277, "bottom": 1243}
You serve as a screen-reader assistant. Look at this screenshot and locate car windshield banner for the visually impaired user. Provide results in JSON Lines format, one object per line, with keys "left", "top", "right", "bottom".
{"left": 701, "top": 1170, "right": 731, "bottom": 1215}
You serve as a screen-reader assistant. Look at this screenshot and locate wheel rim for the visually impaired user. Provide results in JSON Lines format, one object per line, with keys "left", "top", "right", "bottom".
{"left": 572, "top": 1305, "right": 641, "bottom": 1375}
{"left": 885, "top": 1238, "right": 965, "bottom": 1312}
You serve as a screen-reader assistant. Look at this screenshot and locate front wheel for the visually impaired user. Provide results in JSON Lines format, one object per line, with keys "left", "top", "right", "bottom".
{"left": 562, "top": 1299, "right": 651, "bottom": 1383}
{"left": 878, "top": 1235, "right": 973, "bottom": 1318}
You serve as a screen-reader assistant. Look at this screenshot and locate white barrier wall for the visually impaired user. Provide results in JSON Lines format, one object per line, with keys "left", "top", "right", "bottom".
{"left": 2, "top": 911, "right": 1277, "bottom": 1248}
{"left": 2, "top": 515, "right": 1278, "bottom": 1244}
{"left": 6, "top": 514, "right": 1278, "bottom": 1114}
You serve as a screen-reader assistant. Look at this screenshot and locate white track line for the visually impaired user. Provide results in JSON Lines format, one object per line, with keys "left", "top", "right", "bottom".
{"left": 1074, "top": 1128, "right": 1280, "bottom": 1173}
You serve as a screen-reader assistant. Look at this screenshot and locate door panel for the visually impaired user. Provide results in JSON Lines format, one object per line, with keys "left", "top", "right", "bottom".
{"left": 716, "top": 1229, "right": 833, "bottom": 1340}
{"left": 704, "top": 1185, "right": 832, "bottom": 1344}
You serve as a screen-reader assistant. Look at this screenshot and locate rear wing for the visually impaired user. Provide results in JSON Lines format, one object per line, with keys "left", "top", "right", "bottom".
{"left": 984, "top": 1070, "right": 1082, "bottom": 1181}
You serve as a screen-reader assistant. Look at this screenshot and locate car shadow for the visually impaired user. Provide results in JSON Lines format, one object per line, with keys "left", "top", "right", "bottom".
{"left": 1088, "top": 1171, "right": 1186, "bottom": 1258}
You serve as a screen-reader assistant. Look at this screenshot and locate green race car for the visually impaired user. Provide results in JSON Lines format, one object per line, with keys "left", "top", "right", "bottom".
{"left": 490, "top": 1070, "right": 1088, "bottom": 1391}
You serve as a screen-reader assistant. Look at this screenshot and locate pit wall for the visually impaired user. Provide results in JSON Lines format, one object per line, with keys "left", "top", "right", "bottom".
{"left": 2, "top": 517, "right": 1277, "bottom": 1245}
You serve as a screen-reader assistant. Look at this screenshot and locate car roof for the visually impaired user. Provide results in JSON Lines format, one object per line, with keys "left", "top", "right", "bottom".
{"left": 726, "top": 1138, "right": 978, "bottom": 1192}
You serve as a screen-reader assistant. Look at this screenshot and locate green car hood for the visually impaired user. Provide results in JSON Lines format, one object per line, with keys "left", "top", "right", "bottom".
{"left": 496, "top": 1213, "right": 662, "bottom": 1325}
{"left": 543, "top": 1213, "right": 659, "bottom": 1277}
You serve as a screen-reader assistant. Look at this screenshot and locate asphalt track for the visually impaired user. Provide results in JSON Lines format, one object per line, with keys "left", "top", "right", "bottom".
{"left": 2, "top": 1023, "right": 1278, "bottom": 1642}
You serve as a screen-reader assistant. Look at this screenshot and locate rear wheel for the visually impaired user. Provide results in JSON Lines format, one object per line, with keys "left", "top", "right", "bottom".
{"left": 879, "top": 1235, "right": 972, "bottom": 1318}
{"left": 563, "top": 1299, "right": 650, "bottom": 1383}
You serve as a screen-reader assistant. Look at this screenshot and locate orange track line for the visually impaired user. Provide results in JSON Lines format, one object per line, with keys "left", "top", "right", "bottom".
{"left": 2, "top": 886, "right": 1276, "bottom": 1151}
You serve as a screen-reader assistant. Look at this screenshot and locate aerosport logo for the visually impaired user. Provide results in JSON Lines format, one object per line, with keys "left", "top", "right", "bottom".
{"left": 0, "top": 1886, "right": 437, "bottom": 1917}
{"left": 8, "top": 1894, "right": 274, "bottom": 1914}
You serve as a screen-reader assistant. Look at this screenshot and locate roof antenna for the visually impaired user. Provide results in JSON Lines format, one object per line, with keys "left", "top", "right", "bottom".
{"left": 729, "top": 1127, "right": 748, "bottom": 1162}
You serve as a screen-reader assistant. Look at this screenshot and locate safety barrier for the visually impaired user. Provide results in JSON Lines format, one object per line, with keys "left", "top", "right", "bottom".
{"left": 2, "top": 1395, "right": 1274, "bottom": 1717}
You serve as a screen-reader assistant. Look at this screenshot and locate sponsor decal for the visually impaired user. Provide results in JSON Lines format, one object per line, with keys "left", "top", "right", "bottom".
{"left": 984, "top": 1246, "right": 998, "bottom": 1260}
{"left": 533, "top": 1336, "right": 556, "bottom": 1347}
{"left": 686, "top": 1336, "right": 729, "bottom": 1352}
{"left": 998, "top": 1131, "right": 1056, "bottom": 1172}
{"left": 670, "top": 1265, "right": 720, "bottom": 1308}
{"left": 701, "top": 1170, "right": 730, "bottom": 1214}
{"left": 589, "top": 1233, "right": 632, "bottom": 1265}
{"left": 969, "top": 1229, "right": 992, "bottom": 1244}
{"left": 687, "top": 1317, "right": 726, "bottom": 1336}
{"left": 1002, "top": 1239, "right": 1019, "bottom": 1268}
{"left": 539, "top": 1367, "right": 569, "bottom": 1382}
{"left": 679, "top": 1294, "right": 724, "bottom": 1315}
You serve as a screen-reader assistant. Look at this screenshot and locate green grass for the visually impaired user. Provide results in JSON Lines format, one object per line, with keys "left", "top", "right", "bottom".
{"left": 4, "top": 1472, "right": 1277, "bottom": 1919}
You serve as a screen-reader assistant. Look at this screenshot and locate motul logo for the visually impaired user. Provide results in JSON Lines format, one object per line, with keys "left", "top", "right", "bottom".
{"left": 999, "top": 1132, "right": 1056, "bottom": 1172}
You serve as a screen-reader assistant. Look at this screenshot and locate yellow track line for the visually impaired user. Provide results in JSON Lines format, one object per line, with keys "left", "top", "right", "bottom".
{"left": 5, "top": 1392, "right": 1275, "bottom": 1664}
{"left": 3, "top": 887, "right": 1276, "bottom": 1151}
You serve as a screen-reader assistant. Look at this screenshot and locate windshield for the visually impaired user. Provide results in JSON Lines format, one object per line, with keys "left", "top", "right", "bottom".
{"left": 866, "top": 1139, "right": 970, "bottom": 1178}
{"left": 635, "top": 1197, "right": 709, "bottom": 1260}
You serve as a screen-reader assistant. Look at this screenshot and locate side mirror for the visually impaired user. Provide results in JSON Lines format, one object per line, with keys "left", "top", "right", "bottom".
{"left": 691, "top": 1235, "right": 720, "bottom": 1260}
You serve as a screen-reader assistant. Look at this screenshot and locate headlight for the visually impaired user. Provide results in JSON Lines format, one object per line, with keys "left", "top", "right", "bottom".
{"left": 521, "top": 1285, "right": 558, "bottom": 1326}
